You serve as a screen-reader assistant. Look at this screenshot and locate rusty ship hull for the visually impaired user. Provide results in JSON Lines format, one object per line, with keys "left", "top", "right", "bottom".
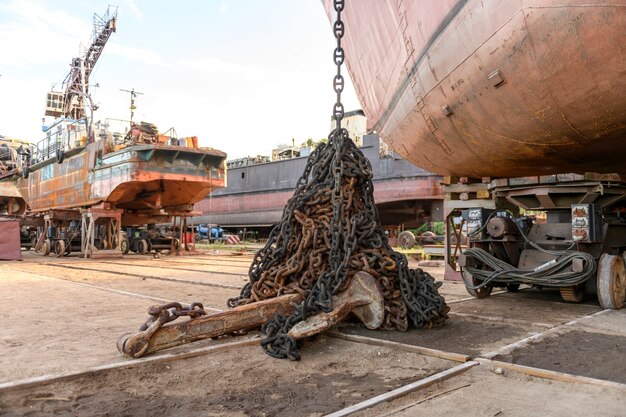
{"left": 195, "top": 134, "right": 443, "bottom": 229}
{"left": 324, "top": 0, "right": 626, "bottom": 178}
{"left": 18, "top": 141, "right": 226, "bottom": 225}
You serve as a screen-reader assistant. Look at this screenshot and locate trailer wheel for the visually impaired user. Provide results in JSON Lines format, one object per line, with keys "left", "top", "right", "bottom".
{"left": 138, "top": 239, "right": 149, "bottom": 255}
{"left": 120, "top": 239, "right": 130, "bottom": 254}
{"left": 41, "top": 239, "right": 51, "bottom": 256}
{"left": 597, "top": 253, "right": 626, "bottom": 309}
{"left": 462, "top": 270, "right": 492, "bottom": 298}
{"left": 54, "top": 240, "right": 66, "bottom": 257}
{"left": 398, "top": 231, "right": 416, "bottom": 249}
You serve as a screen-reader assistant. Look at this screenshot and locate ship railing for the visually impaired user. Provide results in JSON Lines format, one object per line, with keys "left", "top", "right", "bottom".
{"left": 100, "top": 118, "right": 131, "bottom": 148}
{"left": 30, "top": 119, "right": 87, "bottom": 165}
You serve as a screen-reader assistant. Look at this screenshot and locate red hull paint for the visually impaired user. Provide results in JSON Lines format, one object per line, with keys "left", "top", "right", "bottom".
{"left": 324, "top": 0, "right": 626, "bottom": 177}
{"left": 195, "top": 177, "right": 442, "bottom": 225}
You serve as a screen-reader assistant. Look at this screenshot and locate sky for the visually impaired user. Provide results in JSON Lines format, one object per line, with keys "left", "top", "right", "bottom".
{"left": 0, "top": 0, "right": 360, "bottom": 160}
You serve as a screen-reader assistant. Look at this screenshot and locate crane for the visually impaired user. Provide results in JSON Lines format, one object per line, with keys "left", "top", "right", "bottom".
{"left": 44, "top": 7, "right": 117, "bottom": 120}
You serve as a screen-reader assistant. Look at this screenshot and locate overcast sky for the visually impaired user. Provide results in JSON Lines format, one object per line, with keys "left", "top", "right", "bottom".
{"left": 0, "top": 0, "right": 360, "bottom": 160}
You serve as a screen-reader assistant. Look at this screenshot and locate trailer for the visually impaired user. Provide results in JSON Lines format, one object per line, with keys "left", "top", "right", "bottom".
{"left": 453, "top": 173, "right": 626, "bottom": 309}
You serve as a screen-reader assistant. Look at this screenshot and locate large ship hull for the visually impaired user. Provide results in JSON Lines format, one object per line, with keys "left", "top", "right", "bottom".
{"left": 324, "top": 0, "right": 626, "bottom": 178}
{"left": 195, "top": 134, "right": 443, "bottom": 229}
{"left": 18, "top": 141, "right": 226, "bottom": 223}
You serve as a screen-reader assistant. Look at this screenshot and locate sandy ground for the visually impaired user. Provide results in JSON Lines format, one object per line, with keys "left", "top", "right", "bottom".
{"left": 0, "top": 337, "right": 455, "bottom": 417}
{"left": 0, "top": 250, "right": 625, "bottom": 416}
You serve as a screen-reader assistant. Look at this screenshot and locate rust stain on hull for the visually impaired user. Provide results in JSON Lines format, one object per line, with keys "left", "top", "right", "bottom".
{"left": 18, "top": 142, "right": 226, "bottom": 217}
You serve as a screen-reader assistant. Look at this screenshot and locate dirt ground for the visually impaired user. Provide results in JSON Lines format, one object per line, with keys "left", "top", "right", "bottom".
{"left": 0, "top": 337, "right": 455, "bottom": 417}
{"left": 1, "top": 250, "right": 625, "bottom": 416}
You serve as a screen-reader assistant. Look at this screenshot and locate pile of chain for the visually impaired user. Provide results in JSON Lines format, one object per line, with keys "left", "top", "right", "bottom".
{"left": 227, "top": 0, "right": 448, "bottom": 360}
{"left": 227, "top": 129, "right": 449, "bottom": 360}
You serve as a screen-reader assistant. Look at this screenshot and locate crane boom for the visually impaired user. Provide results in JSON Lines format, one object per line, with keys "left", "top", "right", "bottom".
{"left": 45, "top": 7, "right": 117, "bottom": 120}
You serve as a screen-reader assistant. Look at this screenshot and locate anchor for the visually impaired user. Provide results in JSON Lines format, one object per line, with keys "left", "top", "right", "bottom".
{"left": 118, "top": 271, "right": 385, "bottom": 358}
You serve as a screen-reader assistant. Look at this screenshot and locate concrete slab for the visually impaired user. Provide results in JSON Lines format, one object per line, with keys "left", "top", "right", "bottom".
{"left": 357, "top": 364, "right": 626, "bottom": 417}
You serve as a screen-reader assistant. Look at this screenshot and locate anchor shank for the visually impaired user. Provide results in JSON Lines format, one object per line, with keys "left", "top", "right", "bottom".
{"left": 119, "top": 293, "right": 302, "bottom": 357}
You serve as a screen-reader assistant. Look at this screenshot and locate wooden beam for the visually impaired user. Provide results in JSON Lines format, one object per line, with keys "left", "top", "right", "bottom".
{"left": 477, "top": 359, "right": 626, "bottom": 391}
{"left": 326, "top": 331, "right": 470, "bottom": 363}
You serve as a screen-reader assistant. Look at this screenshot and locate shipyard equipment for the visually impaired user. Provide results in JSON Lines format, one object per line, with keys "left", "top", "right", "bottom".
{"left": 20, "top": 8, "right": 227, "bottom": 258}
{"left": 323, "top": 0, "right": 626, "bottom": 308}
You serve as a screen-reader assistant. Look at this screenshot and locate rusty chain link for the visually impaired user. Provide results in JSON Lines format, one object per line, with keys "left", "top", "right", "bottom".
{"left": 138, "top": 302, "right": 207, "bottom": 331}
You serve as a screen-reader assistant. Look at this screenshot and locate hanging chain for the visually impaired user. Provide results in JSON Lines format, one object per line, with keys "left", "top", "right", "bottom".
{"left": 332, "top": 0, "right": 346, "bottom": 130}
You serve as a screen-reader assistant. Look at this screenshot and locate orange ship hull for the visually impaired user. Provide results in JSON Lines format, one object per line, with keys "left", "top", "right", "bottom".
{"left": 18, "top": 142, "right": 226, "bottom": 221}
{"left": 324, "top": 0, "right": 626, "bottom": 177}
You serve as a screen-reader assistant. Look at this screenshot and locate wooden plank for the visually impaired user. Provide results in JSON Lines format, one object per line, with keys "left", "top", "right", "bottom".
{"left": 509, "top": 176, "right": 540, "bottom": 186}
{"left": 490, "top": 178, "right": 508, "bottom": 188}
{"left": 326, "top": 331, "right": 470, "bottom": 363}
{"left": 539, "top": 174, "right": 557, "bottom": 184}
{"left": 443, "top": 199, "right": 496, "bottom": 210}
{"left": 442, "top": 183, "right": 490, "bottom": 193}
{"left": 476, "top": 189, "right": 491, "bottom": 199}
{"left": 478, "top": 359, "right": 626, "bottom": 391}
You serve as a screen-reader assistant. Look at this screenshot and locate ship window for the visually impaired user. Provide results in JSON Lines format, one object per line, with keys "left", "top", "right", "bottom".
{"left": 241, "top": 172, "right": 245, "bottom": 179}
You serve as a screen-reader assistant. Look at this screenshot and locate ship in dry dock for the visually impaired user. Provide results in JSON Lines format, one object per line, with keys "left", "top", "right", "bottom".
{"left": 326, "top": 0, "right": 626, "bottom": 308}
{"left": 15, "top": 7, "right": 227, "bottom": 258}
{"left": 194, "top": 111, "right": 444, "bottom": 238}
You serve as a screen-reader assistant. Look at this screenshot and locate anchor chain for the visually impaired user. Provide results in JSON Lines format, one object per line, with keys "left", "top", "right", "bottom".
{"left": 138, "top": 302, "right": 207, "bottom": 332}
{"left": 228, "top": 0, "right": 449, "bottom": 360}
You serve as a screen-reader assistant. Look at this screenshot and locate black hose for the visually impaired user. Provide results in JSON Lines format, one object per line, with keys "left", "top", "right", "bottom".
{"left": 464, "top": 210, "right": 595, "bottom": 288}
{"left": 463, "top": 247, "right": 595, "bottom": 289}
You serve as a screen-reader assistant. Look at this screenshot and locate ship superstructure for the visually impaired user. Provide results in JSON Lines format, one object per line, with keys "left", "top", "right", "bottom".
{"left": 17, "top": 8, "right": 227, "bottom": 258}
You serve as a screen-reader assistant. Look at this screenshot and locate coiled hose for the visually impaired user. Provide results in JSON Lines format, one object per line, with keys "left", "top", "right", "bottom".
{"left": 463, "top": 211, "right": 596, "bottom": 289}
{"left": 463, "top": 247, "right": 596, "bottom": 289}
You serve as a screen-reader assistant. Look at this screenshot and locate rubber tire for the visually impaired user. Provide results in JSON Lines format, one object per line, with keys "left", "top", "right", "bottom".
{"left": 54, "top": 240, "right": 66, "bottom": 257}
{"left": 138, "top": 239, "right": 149, "bottom": 255}
{"left": 398, "top": 231, "right": 416, "bottom": 249}
{"left": 462, "top": 269, "right": 493, "bottom": 299}
{"left": 597, "top": 253, "right": 626, "bottom": 309}
{"left": 41, "top": 239, "right": 51, "bottom": 256}
{"left": 120, "top": 239, "right": 130, "bottom": 254}
{"left": 56, "top": 149, "right": 64, "bottom": 164}
{"left": 419, "top": 231, "right": 436, "bottom": 245}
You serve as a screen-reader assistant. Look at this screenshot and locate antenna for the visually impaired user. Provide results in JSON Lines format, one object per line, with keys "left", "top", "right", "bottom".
{"left": 120, "top": 88, "right": 144, "bottom": 125}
